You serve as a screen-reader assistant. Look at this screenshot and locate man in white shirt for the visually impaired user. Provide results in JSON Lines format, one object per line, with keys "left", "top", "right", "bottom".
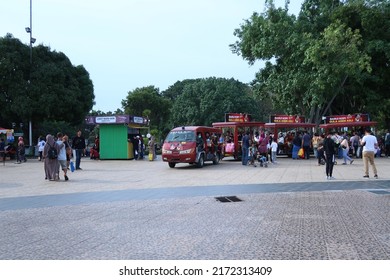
{"left": 360, "top": 128, "right": 378, "bottom": 179}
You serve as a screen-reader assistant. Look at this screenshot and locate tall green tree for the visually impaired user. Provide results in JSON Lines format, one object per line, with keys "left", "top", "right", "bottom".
{"left": 121, "top": 85, "right": 171, "bottom": 133}
{"left": 231, "top": 0, "right": 390, "bottom": 128}
{"left": 168, "top": 77, "right": 261, "bottom": 127}
{"left": 0, "top": 34, "right": 95, "bottom": 129}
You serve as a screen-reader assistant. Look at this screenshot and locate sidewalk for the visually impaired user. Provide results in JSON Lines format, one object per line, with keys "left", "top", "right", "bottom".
{"left": 0, "top": 156, "right": 389, "bottom": 259}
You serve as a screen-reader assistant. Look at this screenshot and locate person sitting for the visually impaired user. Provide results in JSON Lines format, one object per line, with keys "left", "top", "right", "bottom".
{"left": 257, "top": 154, "right": 268, "bottom": 167}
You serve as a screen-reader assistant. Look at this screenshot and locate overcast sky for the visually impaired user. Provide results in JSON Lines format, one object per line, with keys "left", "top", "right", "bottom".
{"left": 1, "top": 0, "right": 302, "bottom": 113}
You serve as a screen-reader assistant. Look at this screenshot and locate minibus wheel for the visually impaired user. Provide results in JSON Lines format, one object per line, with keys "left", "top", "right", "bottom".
{"left": 168, "top": 162, "right": 176, "bottom": 168}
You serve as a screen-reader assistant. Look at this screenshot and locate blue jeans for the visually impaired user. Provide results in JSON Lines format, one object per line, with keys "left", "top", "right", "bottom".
{"left": 292, "top": 145, "right": 300, "bottom": 159}
{"left": 242, "top": 146, "right": 248, "bottom": 165}
{"left": 343, "top": 148, "right": 352, "bottom": 164}
{"left": 75, "top": 149, "right": 83, "bottom": 169}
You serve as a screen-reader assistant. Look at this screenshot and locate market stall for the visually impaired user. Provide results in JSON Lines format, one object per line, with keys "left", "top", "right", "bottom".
{"left": 85, "top": 115, "right": 149, "bottom": 159}
{"left": 212, "top": 113, "right": 265, "bottom": 159}
{"left": 265, "top": 115, "right": 316, "bottom": 156}
{"left": 319, "top": 114, "right": 377, "bottom": 133}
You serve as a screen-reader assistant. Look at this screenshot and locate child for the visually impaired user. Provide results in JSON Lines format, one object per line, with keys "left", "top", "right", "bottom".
{"left": 270, "top": 138, "right": 278, "bottom": 164}
{"left": 257, "top": 154, "right": 268, "bottom": 167}
{"left": 248, "top": 141, "right": 257, "bottom": 167}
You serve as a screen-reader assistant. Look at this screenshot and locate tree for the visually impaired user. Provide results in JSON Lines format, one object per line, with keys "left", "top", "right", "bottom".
{"left": 121, "top": 85, "right": 171, "bottom": 133}
{"left": 231, "top": 0, "right": 390, "bottom": 128}
{"left": 0, "top": 34, "right": 95, "bottom": 131}
{"left": 168, "top": 77, "right": 261, "bottom": 127}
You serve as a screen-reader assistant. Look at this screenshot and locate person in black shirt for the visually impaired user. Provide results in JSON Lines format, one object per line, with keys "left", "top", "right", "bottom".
{"left": 324, "top": 132, "right": 336, "bottom": 180}
{"left": 72, "top": 130, "right": 86, "bottom": 170}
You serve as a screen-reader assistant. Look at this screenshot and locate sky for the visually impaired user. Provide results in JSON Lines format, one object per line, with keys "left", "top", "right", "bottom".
{"left": 1, "top": 0, "right": 302, "bottom": 113}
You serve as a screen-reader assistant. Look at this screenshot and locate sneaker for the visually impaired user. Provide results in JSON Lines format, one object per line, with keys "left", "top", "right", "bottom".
{"left": 326, "top": 176, "right": 329, "bottom": 180}
{"left": 342, "top": 163, "right": 347, "bottom": 165}
{"left": 350, "top": 160, "right": 354, "bottom": 164}
{"left": 374, "top": 174, "right": 378, "bottom": 179}
{"left": 64, "top": 175, "right": 69, "bottom": 181}
{"left": 329, "top": 176, "right": 336, "bottom": 180}
{"left": 363, "top": 175, "right": 369, "bottom": 179}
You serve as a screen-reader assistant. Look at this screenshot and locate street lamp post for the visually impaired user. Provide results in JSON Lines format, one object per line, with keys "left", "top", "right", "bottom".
{"left": 25, "top": 0, "right": 34, "bottom": 149}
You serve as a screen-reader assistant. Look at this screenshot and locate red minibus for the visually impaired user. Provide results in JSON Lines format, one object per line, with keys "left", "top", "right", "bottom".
{"left": 162, "top": 126, "right": 222, "bottom": 168}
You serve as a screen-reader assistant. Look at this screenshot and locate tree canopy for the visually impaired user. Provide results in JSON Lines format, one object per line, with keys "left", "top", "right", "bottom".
{"left": 121, "top": 85, "right": 171, "bottom": 134}
{"left": 165, "top": 77, "right": 263, "bottom": 127}
{"left": 231, "top": 0, "right": 390, "bottom": 128}
{"left": 0, "top": 34, "right": 95, "bottom": 129}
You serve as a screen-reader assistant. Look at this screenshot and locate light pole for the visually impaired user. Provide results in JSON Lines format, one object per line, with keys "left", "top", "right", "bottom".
{"left": 25, "top": 0, "right": 34, "bottom": 149}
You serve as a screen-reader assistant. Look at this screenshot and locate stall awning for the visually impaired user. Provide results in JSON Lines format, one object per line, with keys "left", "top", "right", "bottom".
{"left": 265, "top": 123, "right": 316, "bottom": 129}
{"left": 319, "top": 121, "right": 377, "bottom": 130}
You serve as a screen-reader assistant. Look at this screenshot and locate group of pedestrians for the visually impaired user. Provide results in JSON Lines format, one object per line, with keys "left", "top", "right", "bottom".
{"left": 241, "top": 130, "right": 278, "bottom": 167}
{"left": 321, "top": 128, "right": 378, "bottom": 180}
{"left": 42, "top": 130, "right": 86, "bottom": 181}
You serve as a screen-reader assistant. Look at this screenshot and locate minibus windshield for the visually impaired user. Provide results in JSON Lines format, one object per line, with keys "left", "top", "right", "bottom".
{"left": 165, "top": 131, "right": 196, "bottom": 142}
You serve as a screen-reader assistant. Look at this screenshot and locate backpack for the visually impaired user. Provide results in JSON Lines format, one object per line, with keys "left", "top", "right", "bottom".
{"left": 47, "top": 144, "right": 58, "bottom": 159}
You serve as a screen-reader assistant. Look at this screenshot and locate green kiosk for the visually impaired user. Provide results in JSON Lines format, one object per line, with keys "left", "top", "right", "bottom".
{"left": 85, "top": 115, "right": 149, "bottom": 159}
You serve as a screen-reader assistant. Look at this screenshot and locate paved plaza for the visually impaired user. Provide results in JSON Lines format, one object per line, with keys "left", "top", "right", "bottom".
{"left": 0, "top": 156, "right": 389, "bottom": 260}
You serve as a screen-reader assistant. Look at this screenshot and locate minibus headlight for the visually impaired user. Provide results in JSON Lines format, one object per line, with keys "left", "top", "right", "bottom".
{"left": 179, "top": 148, "right": 193, "bottom": 154}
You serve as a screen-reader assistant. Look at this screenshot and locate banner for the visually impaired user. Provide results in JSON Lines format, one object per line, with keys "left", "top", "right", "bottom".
{"left": 270, "top": 115, "right": 305, "bottom": 123}
{"left": 225, "top": 113, "right": 252, "bottom": 123}
{"left": 85, "top": 115, "right": 148, "bottom": 125}
{"left": 325, "top": 114, "right": 369, "bottom": 124}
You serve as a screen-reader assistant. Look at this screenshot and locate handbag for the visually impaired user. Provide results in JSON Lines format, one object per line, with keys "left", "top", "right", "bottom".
{"left": 70, "top": 161, "right": 75, "bottom": 172}
{"left": 298, "top": 148, "right": 304, "bottom": 158}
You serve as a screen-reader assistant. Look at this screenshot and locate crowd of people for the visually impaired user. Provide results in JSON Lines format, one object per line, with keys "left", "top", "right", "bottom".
{"left": 234, "top": 127, "right": 385, "bottom": 180}
{"left": 129, "top": 133, "right": 158, "bottom": 161}
{"left": 1, "top": 126, "right": 388, "bottom": 181}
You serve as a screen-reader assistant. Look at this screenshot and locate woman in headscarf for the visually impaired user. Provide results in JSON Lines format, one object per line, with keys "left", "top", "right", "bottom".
{"left": 43, "top": 134, "right": 62, "bottom": 181}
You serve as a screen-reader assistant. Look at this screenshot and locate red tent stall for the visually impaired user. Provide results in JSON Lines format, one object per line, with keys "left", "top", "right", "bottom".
{"left": 319, "top": 114, "right": 377, "bottom": 133}
{"left": 264, "top": 115, "right": 316, "bottom": 156}
{"left": 212, "top": 113, "right": 265, "bottom": 160}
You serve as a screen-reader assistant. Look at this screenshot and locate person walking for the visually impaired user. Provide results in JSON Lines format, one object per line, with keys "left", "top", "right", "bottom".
{"left": 361, "top": 128, "right": 378, "bottom": 179}
{"left": 148, "top": 135, "right": 156, "bottom": 161}
{"left": 350, "top": 131, "right": 361, "bottom": 158}
{"left": 312, "top": 133, "right": 320, "bottom": 159}
{"left": 316, "top": 134, "right": 326, "bottom": 166}
{"left": 16, "top": 136, "right": 26, "bottom": 164}
{"left": 72, "top": 130, "right": 86, "bottom": 170}
{"left": 43, "top": 134, "right": 62, "bottom": 181}
{"left": 324, "top": 132, "right": 336, "bottom": 180}
{"left": 270, "top": 138, "right": 278, "bottom": 164}
{"left": 340, "top": 137, "right": 354, "bottom": 165}
{"left": 302, "top": 131, "right": 312, "bottom": 159}
{"left": 37, "top": 136, "right": 45, "bottom": 161}
{"left": 63, "top": 134, "right": 72, "bottom": 169}
{"left": 56, "top": 133, "right": 69, "bottom": 181}
{"left": 291, "top": 132, "right": 301, "bottom": 159}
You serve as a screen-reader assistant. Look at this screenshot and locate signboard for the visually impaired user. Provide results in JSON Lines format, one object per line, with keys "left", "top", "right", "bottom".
{"left": 325, "top": 114, "right": 369, "bottom": 124}
{"left": 225, "top": 113, "right": 252, "bottom": 123}
{"left": 85, "top": 115, "right": 148, "bottom": 125}
{"left": 270, "top": 115, "right": 305, "bottom": 123}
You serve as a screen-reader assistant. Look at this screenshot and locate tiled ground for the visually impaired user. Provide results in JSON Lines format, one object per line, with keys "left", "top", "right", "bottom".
{"left": 0, "top": 157, "right": 389, "bottom": 259}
